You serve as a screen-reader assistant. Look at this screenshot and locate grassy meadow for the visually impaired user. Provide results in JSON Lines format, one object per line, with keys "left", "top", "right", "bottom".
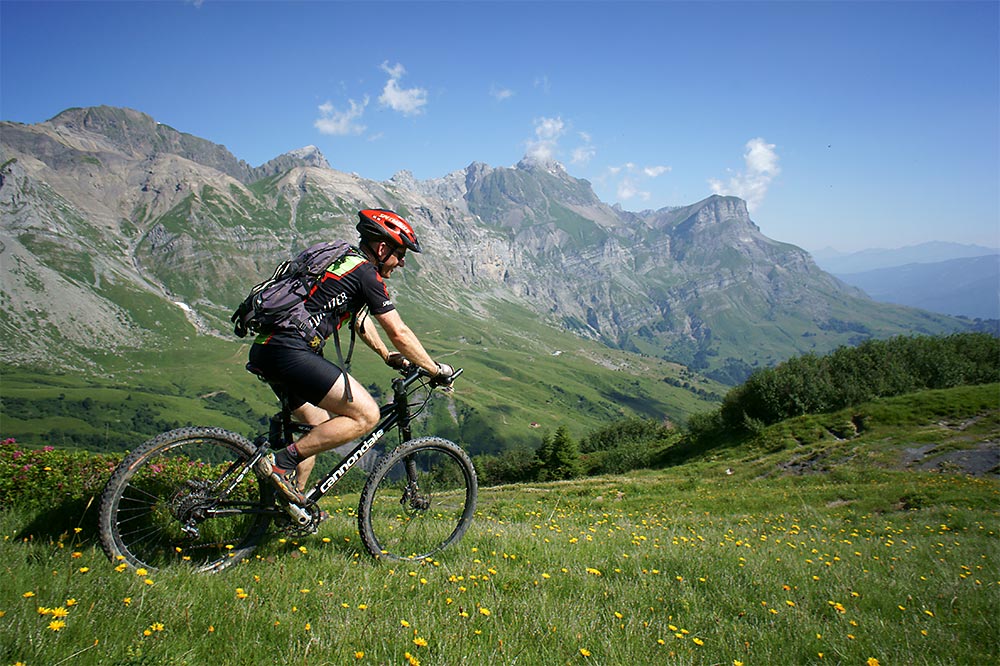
{"left": 3, "top": 460, "right": 997, "bottom": 665}
{"left": 3, "top": 376, "right": 998, "bottom": 665}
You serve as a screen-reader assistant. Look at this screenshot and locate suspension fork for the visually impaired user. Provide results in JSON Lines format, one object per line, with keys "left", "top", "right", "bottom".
{"left": 391, "top": 374, "right": 421, "bottom": 494}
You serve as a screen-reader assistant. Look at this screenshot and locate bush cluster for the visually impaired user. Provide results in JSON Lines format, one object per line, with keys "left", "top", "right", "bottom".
{"left": 0, "top": 438, "right": 120, "bottom": 511}
{"left": 474, "top": 418, "right": 677, "bottom": 486}
{"left": 717, "top": 333, "right": 998, "bottom": 431}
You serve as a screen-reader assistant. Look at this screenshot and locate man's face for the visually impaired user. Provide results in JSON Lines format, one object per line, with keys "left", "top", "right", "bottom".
{"left": 377, "top": 242, "right": 406, "bottom": 278}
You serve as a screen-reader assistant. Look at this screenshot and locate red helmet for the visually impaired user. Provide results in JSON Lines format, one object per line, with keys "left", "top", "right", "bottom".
{"left": 356, "top": 209, "right": 421, "bottom": 253}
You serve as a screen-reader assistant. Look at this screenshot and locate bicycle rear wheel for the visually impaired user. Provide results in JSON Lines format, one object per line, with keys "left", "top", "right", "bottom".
{"left": 358, "top": 437, "right": 477, "bottom": 561}
{"left": 98, "top": 427, "right": 274, "bottom": 573}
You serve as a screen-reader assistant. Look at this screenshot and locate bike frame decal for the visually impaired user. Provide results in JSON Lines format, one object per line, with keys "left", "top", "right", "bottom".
{"left": 308, "top": 415, "right": 397, "bottom": 502}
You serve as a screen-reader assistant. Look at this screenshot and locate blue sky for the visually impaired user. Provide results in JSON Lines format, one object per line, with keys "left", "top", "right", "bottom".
{"left": 2, "top": 1, "right": 997, "bottom": 252}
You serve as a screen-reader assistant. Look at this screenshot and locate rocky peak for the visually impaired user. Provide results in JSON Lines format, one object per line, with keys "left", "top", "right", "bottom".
{"left": 46, "top": 105, "right": 254, "bottom": 182}
{"left": 252, "top": 145, "right": 331, "bottom": 180}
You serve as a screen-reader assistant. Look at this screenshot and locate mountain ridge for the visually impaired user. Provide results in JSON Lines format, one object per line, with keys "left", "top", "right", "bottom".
{"left": 0, "top": 105, "right": 970, "bottom": 385}
{"left": 834, "top": 254, "right": 1000, "bottom": 320}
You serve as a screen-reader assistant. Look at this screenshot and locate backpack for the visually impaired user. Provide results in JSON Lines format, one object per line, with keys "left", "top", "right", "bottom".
{"left": 231, "top": 240, "right": 355, "bottom": 349}
{"left": 232, "top": 240, "right": 366, "bottom": 401}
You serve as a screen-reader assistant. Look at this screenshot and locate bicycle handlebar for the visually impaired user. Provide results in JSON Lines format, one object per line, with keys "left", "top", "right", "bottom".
{"left": 397, "top": 364, "right": 463, "bottom": 390}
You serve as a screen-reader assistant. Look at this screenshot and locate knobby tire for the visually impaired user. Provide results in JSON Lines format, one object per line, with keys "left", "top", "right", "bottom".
{"left": 98, "top": 427, "right": 273, "bottom": 573}
{"left": 358, "top": 436, "right": 477, "bottom": 561}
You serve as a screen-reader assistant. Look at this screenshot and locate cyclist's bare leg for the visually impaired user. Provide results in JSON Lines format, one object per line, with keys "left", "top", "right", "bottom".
{"left": 291, "top": 373, "right": 380, "bottom": 461}
{"left": 295, "top": 458, "right": 315, "bottom": 492}
{"left": 290, "top": 403, "right": 333, "bottom": 490}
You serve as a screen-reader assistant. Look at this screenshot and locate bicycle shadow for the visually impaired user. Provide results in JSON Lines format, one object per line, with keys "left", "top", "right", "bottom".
{"left": 15, "top": 495, "right": 101, "bottom": 544}
{"left": 256, "top": 520, "right": 367, "bottom": 562}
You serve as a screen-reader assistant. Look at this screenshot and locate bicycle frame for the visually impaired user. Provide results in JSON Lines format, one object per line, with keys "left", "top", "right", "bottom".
{"left": 258, "top": 366, "right": 459, "bottom": 507}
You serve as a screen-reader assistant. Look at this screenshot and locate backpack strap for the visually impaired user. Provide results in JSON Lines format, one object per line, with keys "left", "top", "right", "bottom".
{"left": 330, "top": 310, "right": 360, "bottom": 403}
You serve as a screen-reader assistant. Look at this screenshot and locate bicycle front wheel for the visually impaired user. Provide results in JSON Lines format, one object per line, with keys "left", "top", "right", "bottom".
{"left": 358, "top": 436, "right": 477, "bottom": 561}
{"left": 98, "top": 427, "right": 274, "bottom": 573}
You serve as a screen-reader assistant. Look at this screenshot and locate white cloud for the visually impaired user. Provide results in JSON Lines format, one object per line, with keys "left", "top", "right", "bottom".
{"left": 314, "top": 97, "right": 369, "bottom": 136}
{"left": 643, "top": 165, "right": 671, "bottom": 177}
{"left": 378, "top": 61, "right": 428, "bottom": 116}
{"left": 522, "top": 120, "right": 595, "bottom": 168}
{"left": 572, "top": 145, "right": 596, "bottom": 165}
{"left": 709, "top": 137, "right": 780, "bottom": 211}
{"left": 617, "top": 177, "right": 645, "bottom": 201}
{"left": 604, "top": 162, "right": 670, "bottom": 203}
{"left": 525, "top": 116, "right": 565, "bottom": 162}
{"left": 490, "top": 84, "right": 514, "bottom": 101}
{"left": 571, "top": 132, "right": 595, "bottom": 165}
{"left": 380, "top": 61, "right": 406, "bottom": 79}
{"left": 534, "top": 75, "right": 551, "bottom": 94}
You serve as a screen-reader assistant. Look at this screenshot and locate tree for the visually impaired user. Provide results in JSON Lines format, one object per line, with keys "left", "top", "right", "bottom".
{"left": 535, "top": 426, "right": 583, "bottom": 481}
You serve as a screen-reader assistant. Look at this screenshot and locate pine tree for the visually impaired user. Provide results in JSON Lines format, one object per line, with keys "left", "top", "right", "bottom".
{"left": 547, "top": 426, "right": 583, "bottom": 480}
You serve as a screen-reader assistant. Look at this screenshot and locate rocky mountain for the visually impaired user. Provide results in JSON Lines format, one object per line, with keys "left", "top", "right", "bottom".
{"left": 0, "top": 106, "right": 967, "bottom": 382}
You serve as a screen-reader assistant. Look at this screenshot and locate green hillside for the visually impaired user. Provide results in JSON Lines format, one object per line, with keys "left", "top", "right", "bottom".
{"left": 0, "top": 295, "right": 724, "bottom": 455}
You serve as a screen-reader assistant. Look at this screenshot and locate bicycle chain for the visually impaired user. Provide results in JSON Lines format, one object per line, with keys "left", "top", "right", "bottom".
{"left": 274, "top": 505, "right": 323, "bottom": 537}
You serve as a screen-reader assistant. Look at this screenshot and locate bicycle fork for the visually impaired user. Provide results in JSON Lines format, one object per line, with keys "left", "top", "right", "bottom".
{"left": 401, "top": 457, "right": 430, "bottom": 511}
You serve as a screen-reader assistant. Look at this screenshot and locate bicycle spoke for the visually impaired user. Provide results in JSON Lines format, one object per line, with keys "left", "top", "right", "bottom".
{"left": 360, "top": 438, "right": 476, "bottom": 561}
{"left": 100, "top": 427, "right": 272, "bottom": 572}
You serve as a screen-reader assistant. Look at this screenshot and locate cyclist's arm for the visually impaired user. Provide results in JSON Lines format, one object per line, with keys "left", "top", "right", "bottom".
{"left": 372, "top": 309, "right": 439, "bottom": 375}
{"left": 356, "top": 312, "right": 392, "bottom": 361}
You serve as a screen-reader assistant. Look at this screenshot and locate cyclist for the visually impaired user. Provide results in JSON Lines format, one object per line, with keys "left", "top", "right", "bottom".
{"left": 249, "top": 209, "right": 454, "bottom": 504}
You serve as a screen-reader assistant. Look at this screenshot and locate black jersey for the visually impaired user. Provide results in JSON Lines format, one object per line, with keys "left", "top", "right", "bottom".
{"left": 257, "top": 249, "right": 394, "bottom": 349}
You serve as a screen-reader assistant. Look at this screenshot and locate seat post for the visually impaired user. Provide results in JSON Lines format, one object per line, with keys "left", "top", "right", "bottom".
{"left": 246, "top": 362, "right": 296, "bottom": 449}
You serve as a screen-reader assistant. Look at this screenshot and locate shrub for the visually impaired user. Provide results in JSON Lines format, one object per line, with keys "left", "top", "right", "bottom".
{"left": 0, "top": 438, "right": 120, "bottom": 511}
{"left": 721, "top": 333, "right": 1000, "bottom": 431}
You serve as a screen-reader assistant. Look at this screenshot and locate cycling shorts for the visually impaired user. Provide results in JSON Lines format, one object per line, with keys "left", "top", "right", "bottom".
{"left": 248, "top": 341, "right": 343, "bottom": 410}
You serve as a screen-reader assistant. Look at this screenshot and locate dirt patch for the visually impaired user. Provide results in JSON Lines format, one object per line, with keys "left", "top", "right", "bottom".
{"left": 901, "top": 441, "right": 999, "bottom": 477}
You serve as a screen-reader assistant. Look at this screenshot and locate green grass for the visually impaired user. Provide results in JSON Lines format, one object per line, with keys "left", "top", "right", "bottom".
{"left": 3, "top": 378, "right": 998, "bottom": 666}
{"left": 2, "top": 466, "right": 996, "bottom": 665}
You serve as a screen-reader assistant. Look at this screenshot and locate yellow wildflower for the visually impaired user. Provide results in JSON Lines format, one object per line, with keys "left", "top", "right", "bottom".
{"left": 48, "top": 619, "right": 67, "bottom": 631}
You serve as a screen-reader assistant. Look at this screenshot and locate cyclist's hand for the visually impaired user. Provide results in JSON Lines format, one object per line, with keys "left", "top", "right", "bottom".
{"left": 385, "top": 352, "right": 410, "bottom": 370}
{"left": 432, "top": 362, "right": 456, "bottom": 386}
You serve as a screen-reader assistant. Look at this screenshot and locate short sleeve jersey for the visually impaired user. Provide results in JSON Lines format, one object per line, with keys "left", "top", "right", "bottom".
{"left": 258, "top": 248, "right": 395, "bottom": 348}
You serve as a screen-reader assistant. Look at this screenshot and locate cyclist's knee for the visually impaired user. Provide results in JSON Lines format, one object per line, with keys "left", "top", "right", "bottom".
{"left": 356, "top": 398, "right": 380, "bottom": 431}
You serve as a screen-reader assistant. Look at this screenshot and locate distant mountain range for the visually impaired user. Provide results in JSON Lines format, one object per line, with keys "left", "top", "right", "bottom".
{"left": 810, "top": 241, "right": 998, "bottom": 274}
{"left": 0, "top": 106, "right": 972, "bottom": 389}
{"left": 811, "top": 243, "right": 999, "bottom": 320}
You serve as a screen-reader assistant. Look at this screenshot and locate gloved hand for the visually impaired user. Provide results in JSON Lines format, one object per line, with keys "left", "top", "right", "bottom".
{"left": 385, "top": 352, "right": 410, "bottom": 369}
{"left": 433, "top": 362, "right": 456, "bottom": 385}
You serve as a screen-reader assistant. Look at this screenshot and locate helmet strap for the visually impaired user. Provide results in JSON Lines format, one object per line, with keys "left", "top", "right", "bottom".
{"left": 361, "top": 240, "right": 392, "bottom": 273}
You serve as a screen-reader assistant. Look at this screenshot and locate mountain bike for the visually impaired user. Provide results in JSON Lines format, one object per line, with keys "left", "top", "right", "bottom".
{"left": 98, "top": 365, "right": 477, "bottom": 573}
